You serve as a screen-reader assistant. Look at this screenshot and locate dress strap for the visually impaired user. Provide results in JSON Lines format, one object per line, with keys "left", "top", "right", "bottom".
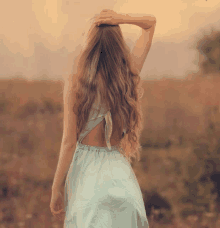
{"left": 78, "top": 112, "right": 106, "bottom": 144}
{"left": 104, "top": 111, "right": 113, "bottom": 150}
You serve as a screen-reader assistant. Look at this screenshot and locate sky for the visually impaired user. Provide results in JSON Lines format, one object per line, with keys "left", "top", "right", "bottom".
{"left": 0, "top": 0, "right": 220, "bottom": 80}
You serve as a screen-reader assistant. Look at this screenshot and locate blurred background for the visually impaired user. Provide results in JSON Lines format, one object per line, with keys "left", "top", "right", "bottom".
{"left": 1, "top": 0, "right": 220, "bottom": 227}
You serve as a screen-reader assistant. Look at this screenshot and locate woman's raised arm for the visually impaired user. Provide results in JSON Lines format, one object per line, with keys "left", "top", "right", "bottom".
{"left": 122, "top": 13, "right": 157, "bottom": 74}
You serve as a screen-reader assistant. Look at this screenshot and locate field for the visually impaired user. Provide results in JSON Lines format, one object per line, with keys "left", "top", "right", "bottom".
{"left": 1, "top": 73, "right": 220, "bottom": 227}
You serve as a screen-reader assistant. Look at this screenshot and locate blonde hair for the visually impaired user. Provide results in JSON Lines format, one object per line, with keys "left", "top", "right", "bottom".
{"left": 72, "top": 20, "right": 144, "bottom": 164}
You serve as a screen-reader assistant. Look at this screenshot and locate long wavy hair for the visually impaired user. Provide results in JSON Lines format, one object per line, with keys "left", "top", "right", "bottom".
{"left": 72, "top": 22, "right": 144, "bottom": 164}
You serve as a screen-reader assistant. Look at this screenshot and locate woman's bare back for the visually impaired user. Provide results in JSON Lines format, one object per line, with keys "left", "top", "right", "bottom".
{"left": 81, "top": 117, "right": 122, "bottom": 147}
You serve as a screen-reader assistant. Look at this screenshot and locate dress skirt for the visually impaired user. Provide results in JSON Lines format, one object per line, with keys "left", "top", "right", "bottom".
{"left": 64, "top": 141, "right": 149, "bottom": 228}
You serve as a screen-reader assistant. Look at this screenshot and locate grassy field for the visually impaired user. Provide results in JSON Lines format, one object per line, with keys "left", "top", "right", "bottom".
{"left": 1, "top": 74, "right": 220, "bottom": 227}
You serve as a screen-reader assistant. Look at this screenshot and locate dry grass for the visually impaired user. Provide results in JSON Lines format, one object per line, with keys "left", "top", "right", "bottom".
{"left": 1, "top": 74, "right": 220, "bottom": 227}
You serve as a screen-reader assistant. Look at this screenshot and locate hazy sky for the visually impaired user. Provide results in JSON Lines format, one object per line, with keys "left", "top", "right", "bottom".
{"left": 1, "top": 0, "right": 220, "bottom": 80}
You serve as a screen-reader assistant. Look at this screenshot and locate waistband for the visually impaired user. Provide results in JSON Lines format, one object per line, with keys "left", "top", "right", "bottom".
{"left": 76, "top": 141, "right": 119, "bottom": 151}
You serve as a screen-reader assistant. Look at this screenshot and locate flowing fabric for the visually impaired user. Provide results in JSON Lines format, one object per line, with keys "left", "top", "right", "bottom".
{"left": 63, "top": 99, "right": 149, "bottom": 228}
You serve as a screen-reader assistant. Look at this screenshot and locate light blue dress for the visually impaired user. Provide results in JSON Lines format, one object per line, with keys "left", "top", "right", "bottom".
{"left": 64, "top": 98, "right": 149, "bottom": 228}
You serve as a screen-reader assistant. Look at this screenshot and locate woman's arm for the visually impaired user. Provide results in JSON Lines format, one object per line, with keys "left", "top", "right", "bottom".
{"left": 95, "top": 10, "right": 157, "bottom": 74}
{"left": 121, "top": 13, "right": 157, "bottom": 74}
{"left": 95, "top": 10, "right": 156, "bottom": 29}
{"left": 52, "top": 74, "right": 78, "bottom": 191}
{"left": 121, "top": 13, "right": 156, "bottom": 29}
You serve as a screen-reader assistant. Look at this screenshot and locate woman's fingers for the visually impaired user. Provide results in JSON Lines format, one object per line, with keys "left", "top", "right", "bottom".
{"left": 53, "top": 212, "right": 65, "bottom": 221}
{"left": 51, "top": 208, "right": 65, "bottom": 221}
{"left": 99, "top": 10, "right": 112, "bottom": 18}
{"left": 95, "top": 9, "right": 116, "bottom": 26}
{"left": 54, "top": 209, "right": 64, "bottom": 214}
{"left": 95, "top": 19, "right": 104, "bottom": 26}
{"left": 96, "top": 19, "right": 103, "bottom": 24}
{"left": 101, "top": 9, "right": 111, "bottom": 13}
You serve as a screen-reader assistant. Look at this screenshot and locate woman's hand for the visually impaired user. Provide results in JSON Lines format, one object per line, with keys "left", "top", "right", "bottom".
{"left": 95, "top": 9, "right": 125, "bottom": 26}
{"left": 50, "top": 189, "right": 65, "bottom": 221}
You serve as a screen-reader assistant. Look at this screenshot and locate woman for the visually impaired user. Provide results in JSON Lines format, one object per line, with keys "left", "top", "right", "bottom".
{"left": 50, "top": 9, "right": 156, "bottom": 228}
